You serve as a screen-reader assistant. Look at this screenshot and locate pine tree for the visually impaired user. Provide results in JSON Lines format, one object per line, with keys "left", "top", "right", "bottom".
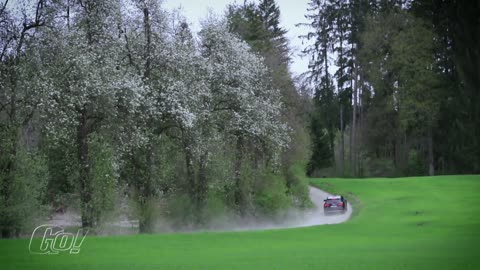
{"left": 258, "top": 0, "right": 289, "bottom": 63}
{"left": 301, "top": 0, "right": 338, "bottom": 175}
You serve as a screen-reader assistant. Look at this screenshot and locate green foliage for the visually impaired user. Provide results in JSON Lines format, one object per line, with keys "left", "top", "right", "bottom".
{"left": 164, "top": 193, "right": 196, "bottom": 229}
{"left": 406, "top": 149, "right": 425, "bottom": 176}
{"left": 132, "top": 197, "right": 161, "bottom": 233}
{"left": 411, "top": 0, "right": 480, "bottom": 174}
{"left": 390, "top": 15, "right": 441, "bottom": 130}
{"left": 307, "top": 109, "right": 333, "bottom": 176}
{"left": 253, "top": 172, "right": 290, "bottom": 216}
{"left": 227, "top": 3, "right": 272, "bottom": 53}
{"left": 284, "top": 168, "right": 311, "bottom": 209}
{"left": 0, "top": 147, "right": 48, "bottom": 237}
{"left": 200, "top": 192, "right": 230, "bottom": 227}
{"left": 88, "top": 133, "right": 118, "bottom": 225}
{"left": 225, "top": 0, "right": 310, "bottom": 218}
{"left": 44, "top": 140, "right": 77, "bottom": 211}
{"left": 120, "top": 142, "right": 163, "bottom": 233}
{"left": 354, "top": 10, "right": 442, "bottom": 176}
{"left": 302, "top": 0, "right": 479, "bottom": 177}
{"left": 258, "top": 0, "right": 286, "bottom": 38}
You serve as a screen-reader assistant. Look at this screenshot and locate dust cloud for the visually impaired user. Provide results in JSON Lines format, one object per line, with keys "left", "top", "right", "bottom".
{"left": 46, "top": 187, "right": 352, "bottom": 234}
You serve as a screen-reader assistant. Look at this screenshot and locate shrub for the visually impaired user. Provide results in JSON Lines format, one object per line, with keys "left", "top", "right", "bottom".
{"left": 0, "top": 147, "right": 48, "bottom": 237}
{"left": 254, "top": 173, "right": 290, "bottom": 216}
{"left": 406, "top": 149, "right": 426, "bottom": 176}
{"left": 88, "top": 134, "right": 118, "bottom": 226}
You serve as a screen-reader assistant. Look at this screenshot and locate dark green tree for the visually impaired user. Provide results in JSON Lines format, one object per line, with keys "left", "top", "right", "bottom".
{"left": 258, "top": 0, "right": 289, "bottom": 63}
{"left": 301, "top": 0, "right": 338, "bottom": 175}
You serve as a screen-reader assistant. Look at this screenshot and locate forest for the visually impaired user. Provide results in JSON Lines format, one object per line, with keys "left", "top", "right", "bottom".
{"left": 0, "top": 0, "right": 478, "bottom": 238}
{"left": 304, "top": 0, "right": 480, "bottom": 178}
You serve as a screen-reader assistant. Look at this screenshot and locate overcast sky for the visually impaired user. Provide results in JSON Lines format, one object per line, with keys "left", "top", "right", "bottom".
{"left": 162, "top": 0, "right": 312, "bottom": 77}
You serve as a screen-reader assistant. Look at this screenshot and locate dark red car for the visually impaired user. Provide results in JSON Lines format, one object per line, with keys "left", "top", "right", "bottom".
{"left": 323, "top": 195, "right": 348, "bottom": 214}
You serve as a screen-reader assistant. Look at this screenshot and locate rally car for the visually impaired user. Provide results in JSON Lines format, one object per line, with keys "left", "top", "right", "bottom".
{"left": 323, "top": 195, "right": 348, "bottom": 214}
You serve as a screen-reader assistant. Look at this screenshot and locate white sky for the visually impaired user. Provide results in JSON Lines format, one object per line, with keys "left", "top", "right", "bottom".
{"left": 162, "top": 0, "right": 312, "bottom": 77}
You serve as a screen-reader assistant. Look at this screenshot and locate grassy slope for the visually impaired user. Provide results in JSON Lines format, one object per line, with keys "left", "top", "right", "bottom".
{"left": 1, "top": 175, "right": 479, "bottom": 270}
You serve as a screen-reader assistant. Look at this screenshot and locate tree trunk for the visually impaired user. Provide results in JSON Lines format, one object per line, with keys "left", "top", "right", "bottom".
{"left": 1, "top": 74, "right": 19, "bottom": 238}
{"left": 340, "top": 104, "right": 345, "bottom": 176}
{"left": 184, "top": 143, "right": 196, "bottom": 199}
{"left": 0, "top": 128, "right": 18, "bottom": 238}
{"left": 139, "top": 146, "right": 154, "bottom": 233}
{"left": 351, "top": 62, "right": 358, "bottom": 176}
{"left": 339, "top": 26, "right": 345, "bottom": 176}
{"left": 195, "top": 152, "right": 208, "bottom": 224}
{"left": 77, "top": 108, "right": 94, "bottom": 229}
{"left": 66, "top": 0, "right": 70, "bottom": 29}
{"left": 356, "top": 73, "right": 363, "bottom": 175}
{"left": 234, "top": 135, "right": 245, "bottom": 216}
{"left": 323, "top": 25, "right": 329, "bottom": 90}
{"left": 143, "top": 5, "right": 152, "bottom": 79}
{"left": 138, "top": 190, "right": 154, "bottom": 233}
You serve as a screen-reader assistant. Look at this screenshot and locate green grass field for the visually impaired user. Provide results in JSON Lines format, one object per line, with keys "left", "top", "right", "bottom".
{"left": 1, "top": 175, "right": 479, "bottom": 269}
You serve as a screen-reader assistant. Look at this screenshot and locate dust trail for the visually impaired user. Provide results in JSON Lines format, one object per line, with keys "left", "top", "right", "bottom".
{"left": 45, "top": 186, "right": 352, "bottom": 234}
{"left": 204, "top": 186, "right": 352, "bottom": 232}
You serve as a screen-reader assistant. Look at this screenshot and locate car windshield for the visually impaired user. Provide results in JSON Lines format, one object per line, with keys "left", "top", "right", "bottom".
{"left": 326, "top": 199, "right": 341, "bottom": 204}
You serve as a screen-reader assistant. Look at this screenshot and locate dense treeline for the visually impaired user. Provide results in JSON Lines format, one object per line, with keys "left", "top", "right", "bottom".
{"left": 0, "top": 0, "right": 310, "bottom": 238}
{"left": 303, "top": 0, "right": 480, "bottom": 177}
{"left": 3, "top": 0, "right": 476, "bottom": 239}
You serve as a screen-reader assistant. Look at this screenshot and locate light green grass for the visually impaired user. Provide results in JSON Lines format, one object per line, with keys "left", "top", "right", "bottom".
{"left": 1, "top": 175, "right": 479, "bottom": 269}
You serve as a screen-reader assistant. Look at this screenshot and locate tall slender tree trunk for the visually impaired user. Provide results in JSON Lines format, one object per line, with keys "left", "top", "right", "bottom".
{"left": 356, "top": 73, "right": 363, "bottom": 175}
{"left": 183, "top": 139, "right": 200, "bottom": 226}
{"left": 137, "top": 3, "right": 155, "bottom": 233}
{"left": 323, "top": 31, "right": 329, "bottom": 90}
{"left": 78, "top": 0, "right": 97, "bottom": 231}
{"left": 143, "top": 5, "right": 151, "bottom": 79}
{"left": 322, "top": 19, "right": 336, "bottom": 167}
{"left": 339, "top": 27, "right": 345, "bottom": 176}
{"left": 77, "top": 108, "right": 94, "bottom": 229}
{"left": 234, "top": 135, "right": 245, "bottom": 216}
{"left": 184, "top": 142, "right": 195, "bottom": 198}
{"left": 340, "top": 104, "right": 345, "bottom": 175}
{"left": 195, "top": 152, "right": 208, "bottom": 224}
{"left": 66, "top": 0, "right": 70, "bottom": 29}
{"left": 351, "top": 62, "right": 358, "bottom": 176}
{"left": 139, "top": 145, "right": 154, "bottom": 233}
{"left": 1, "top": 74, "right": 19, "bottom": 238}
{"left": 1, "top": 128, "right": 18, "bottom": 238}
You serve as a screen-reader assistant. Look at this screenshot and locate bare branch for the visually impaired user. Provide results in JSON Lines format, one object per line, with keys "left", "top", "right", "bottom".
{"left": 15, "top": 0, "right": 46, "bottom": 57}
{"left": 0, "top": 36, "right": 13, "bottom": 61}
{"left": 123, "top": 31, "right": 141, "bottom": 74}
{"left": 0, "top": 0, "right": 8, "bottom": 17}
{"left": 0, "top": 99, "right": 10, "bottom": 112}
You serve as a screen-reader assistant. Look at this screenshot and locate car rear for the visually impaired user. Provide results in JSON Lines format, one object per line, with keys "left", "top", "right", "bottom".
{"left": 323, "top": 198, "right": 347, "bottom": 214}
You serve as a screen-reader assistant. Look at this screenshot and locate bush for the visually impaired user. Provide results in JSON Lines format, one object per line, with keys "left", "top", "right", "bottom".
{"left": 254, "top": 173, "right": 290, "bottom": 216}
{"left": 285, "top": 168, "right": 312, "bottom": 209}
{"left": 45, "top": 141, "right": 77, "bottom": 212}
{"left": 88, "top": 134, "right": 118, "bottom": 225}
{"left": 164, "top": 193, "right": 196, "bottom": 229}
{"left": 406, "top": 149, "right": 426, "bottom": 176}
{"left": 0, "top": 147, "right": 48, "bottom": 237}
